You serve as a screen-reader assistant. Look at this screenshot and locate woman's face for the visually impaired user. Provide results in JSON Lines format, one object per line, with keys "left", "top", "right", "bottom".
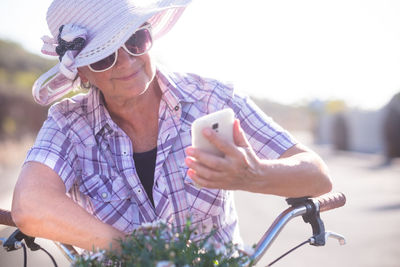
{"left": 78, "top": 47, "right": 156, "bottom": 104}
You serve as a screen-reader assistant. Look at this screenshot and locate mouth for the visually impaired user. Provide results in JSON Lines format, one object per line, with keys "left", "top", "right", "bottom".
{"left": 114, "top": 66, "right": 142, "bottom": 81}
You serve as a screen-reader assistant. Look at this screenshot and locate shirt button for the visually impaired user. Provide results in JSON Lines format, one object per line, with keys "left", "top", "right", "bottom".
{"left": 137, "top": 189, "right": 142, "bottom": 193}
{"left": 174, "top": 105, "right": 179, "bottom": 111}
{"left": 101, "top": 192, "right": 108, "bottom": 199}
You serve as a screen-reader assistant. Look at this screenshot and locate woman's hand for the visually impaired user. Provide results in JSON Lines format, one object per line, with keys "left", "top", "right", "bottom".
{"left": 185, "top": 119, "right": 261, "bottom": 190}
{"left": 185, "top": 119, "right": 332, "bottom": 197}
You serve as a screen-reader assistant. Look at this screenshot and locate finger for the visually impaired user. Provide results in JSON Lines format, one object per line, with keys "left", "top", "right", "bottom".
{"left": 188, "top": 169, "right": 236, "bottom": 190}
{"left": 233, "top": 119, "right": 251, "bottom": 148}
{"left": 185, "top": 147, "right": 227, "bottom": 171}
{"left": 185, "top": 157, "right": 221, "bottom": 180}
{"left": 187, "top": 169, "right": 220, "bottom": 189}
{"left": 202, "top": 127, "right": 238, "bottom": 156}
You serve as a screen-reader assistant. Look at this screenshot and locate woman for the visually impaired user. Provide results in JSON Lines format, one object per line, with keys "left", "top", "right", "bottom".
{"left": 11, "top": 0, "right": 332, "bottom": 252}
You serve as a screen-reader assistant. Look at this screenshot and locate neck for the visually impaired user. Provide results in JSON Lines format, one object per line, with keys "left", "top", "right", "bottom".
{"left": 105, "top": 79, "right": 161, "bottom": 129}
{"left": 103, "top": 79, "right": 162, "bottom": 152}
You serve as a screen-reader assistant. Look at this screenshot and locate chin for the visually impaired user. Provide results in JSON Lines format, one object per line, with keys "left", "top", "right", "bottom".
{"left": 124, "top": 79, "right": 151, "bottom": 96}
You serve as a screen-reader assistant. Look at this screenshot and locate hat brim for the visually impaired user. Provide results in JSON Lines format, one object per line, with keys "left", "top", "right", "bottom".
{"left": 33, "top": 0, "right": 191, "bottom": 106}
{"left": 33, "top": 63, "right": 80, "bottom": 105}
{"left": 76, "top": 4, "right": 188, "bottom": 68}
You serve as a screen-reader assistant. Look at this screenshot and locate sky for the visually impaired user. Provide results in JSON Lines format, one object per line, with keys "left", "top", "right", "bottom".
{"left": 1, "top": 0, "right": 400, "bottom": 110}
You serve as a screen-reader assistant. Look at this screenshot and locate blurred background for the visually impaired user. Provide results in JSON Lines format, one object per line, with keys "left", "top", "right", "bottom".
{"left": 0, "top": 0, "right": 399, "bottom": 266}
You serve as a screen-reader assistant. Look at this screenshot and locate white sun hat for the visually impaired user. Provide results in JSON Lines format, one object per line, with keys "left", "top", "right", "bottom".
{"left": 33, "top": 0, "right": 193, "bottom": 106}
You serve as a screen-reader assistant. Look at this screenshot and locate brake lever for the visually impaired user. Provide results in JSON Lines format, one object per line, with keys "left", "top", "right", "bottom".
{"left": 325, "top": 231, "right": 346, "bottom": 245}
{"left": 309, "top": 231, "right": 346, "bottom": 246}
{"left": 286, "top": 197, "right": 327, "bottom": 246}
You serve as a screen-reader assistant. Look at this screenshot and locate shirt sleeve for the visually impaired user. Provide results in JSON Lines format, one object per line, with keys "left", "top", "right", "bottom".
{"left": 228, "top": 93, "right": 298, "bottom": 159}
{"left": 25, "top": 116, "right": 77, "bottom": 192}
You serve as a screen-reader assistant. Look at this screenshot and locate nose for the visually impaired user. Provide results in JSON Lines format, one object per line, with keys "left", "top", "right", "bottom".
{"left": 114, "top": 47, "right": 136, "bottom": 69}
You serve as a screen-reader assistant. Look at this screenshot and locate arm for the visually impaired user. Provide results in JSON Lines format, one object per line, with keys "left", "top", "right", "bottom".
{"left": 185, "top": 120, "right": 332, "bottom": 197}
{"left": 11, "top": 161, "right": 125, "bottom": 251}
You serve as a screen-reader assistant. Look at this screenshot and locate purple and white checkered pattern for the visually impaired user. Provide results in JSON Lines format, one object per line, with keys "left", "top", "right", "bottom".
{"left": 25, "top": 67, "right": 296, "bottom": 246}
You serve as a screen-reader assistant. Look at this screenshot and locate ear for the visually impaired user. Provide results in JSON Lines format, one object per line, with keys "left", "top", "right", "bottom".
{"left": 77, "top": 68, "right": 89, "bottom": 83}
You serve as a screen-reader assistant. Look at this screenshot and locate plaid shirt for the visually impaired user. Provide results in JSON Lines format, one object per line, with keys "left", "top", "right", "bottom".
{"left": 25, "top": 67, "right": 296, "bottom": 245}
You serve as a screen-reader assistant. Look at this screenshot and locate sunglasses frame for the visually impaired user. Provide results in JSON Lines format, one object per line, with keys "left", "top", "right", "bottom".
{"left": 88, "top": 23, "right": 153, "bottom": 72}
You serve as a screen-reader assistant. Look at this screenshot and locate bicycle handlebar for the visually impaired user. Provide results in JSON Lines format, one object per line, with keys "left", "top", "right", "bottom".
{"left": 315, "top": 192, "right": 346, "bottom": 212}
{"left": 1, "top": 192, "right": 346, "bottom": 266}
{"left": 247, "top": 192, "right": 346, "bottom": 266}
{"left": 0, "top": 193, "right": 346, "bottom": 229}
{"left": 0, "top": 208, "right": 15, "bottom": 228}
{"left": 0, "top": 208, "right": 80, "bottom": 263}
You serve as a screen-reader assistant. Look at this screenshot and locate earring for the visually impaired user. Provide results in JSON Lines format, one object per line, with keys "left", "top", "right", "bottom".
{"left": 80, "top": 80, "right": 91, "bottom": 89}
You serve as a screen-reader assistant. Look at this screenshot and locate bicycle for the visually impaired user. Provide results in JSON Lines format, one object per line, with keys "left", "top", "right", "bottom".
{"left": 0, "top": 191, "right": 346, "bottom": 267}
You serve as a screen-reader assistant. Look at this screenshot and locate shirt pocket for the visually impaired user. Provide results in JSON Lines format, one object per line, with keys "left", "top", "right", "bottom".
{"left": 80, "top": 174, "right": 140, "bottom": 231}
{"left": 85, "top": 174, "right": 131, "bottom": 200}
{"left": 180, "top": 166, "right": 226, "bottom": 218}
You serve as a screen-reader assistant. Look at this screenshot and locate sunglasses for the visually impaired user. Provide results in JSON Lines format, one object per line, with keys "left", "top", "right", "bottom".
{"left": 88, "top": 23, "right": 153, "bottom": 72}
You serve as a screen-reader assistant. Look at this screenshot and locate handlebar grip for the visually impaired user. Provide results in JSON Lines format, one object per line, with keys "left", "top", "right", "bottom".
{"left": 315, "top": 192, "right": 346, "bottom": 212}
{"left": 0, "top": 208, "right": 16, "bottom": 227}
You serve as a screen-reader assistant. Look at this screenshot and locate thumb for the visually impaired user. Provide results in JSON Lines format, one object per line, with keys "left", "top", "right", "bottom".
{"left": 233, "top": 119, "right": 249, "bottom": 147}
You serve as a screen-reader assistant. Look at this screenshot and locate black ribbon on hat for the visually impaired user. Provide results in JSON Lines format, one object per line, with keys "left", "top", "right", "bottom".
{"left": 55, "top": 25, "right": 86, "bottom": 61}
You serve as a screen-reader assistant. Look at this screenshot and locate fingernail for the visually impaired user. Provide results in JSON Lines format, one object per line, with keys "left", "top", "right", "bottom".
{"left": 185, "top": 157, "right": 192, "bottom": 166}
{"left": 187, "top": 170, "right": 203, "bottom": 188}
{"left": 203, "top": 128, "right": 212, "bottom": 137}
{"left": 186, "top": 147, "right": 194, "bottom": 156}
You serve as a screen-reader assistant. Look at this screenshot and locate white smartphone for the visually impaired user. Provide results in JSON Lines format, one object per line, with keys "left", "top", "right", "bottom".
{"left": 191, "top": 108, "right": 235, "bottom": 157}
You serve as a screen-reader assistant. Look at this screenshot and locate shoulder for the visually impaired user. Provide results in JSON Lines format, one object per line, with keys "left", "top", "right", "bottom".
{"left": 167, "top": 71, "right": 236, "bottom": 109}
{"left": 45, "top": 91, "right": 94, "bottom": 143}
{"left": 172, "top": 72, "right": 234, "bottom": 95}
{"left": 49, "top": 92, "right": 89, "bottom": 123}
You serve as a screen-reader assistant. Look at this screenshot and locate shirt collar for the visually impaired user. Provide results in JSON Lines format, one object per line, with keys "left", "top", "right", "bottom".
{"left": 86, "top": 87, "right": 117, "bottom": 136}
{"left": 156, "top": 66, "right": 207, "bottom": 107}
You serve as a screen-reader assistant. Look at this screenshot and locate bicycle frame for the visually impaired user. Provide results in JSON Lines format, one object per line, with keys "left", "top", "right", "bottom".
{"left": 1, "top": 192, "right": 346, "bottom": 266}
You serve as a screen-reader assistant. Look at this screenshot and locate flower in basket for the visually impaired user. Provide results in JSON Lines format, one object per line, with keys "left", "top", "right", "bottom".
{"left": 73, "top": 218, "right": 254, "bottom": 267}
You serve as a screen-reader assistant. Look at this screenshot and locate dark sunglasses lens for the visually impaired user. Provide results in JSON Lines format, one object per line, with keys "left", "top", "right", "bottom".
{"left": 89, "top": 53, "right": 116, "bottom": 71}
{"left": 125, "top": 28, "right": 152, "bottom": 55}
